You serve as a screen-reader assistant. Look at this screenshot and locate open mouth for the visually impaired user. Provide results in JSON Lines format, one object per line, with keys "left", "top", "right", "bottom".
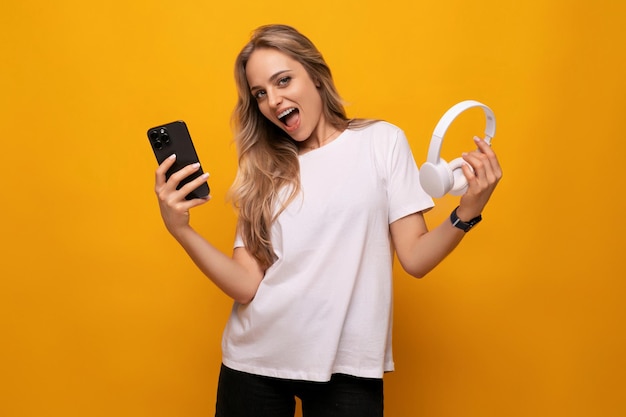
{"left": 278, "top": 107, "right": 300, "bottom": 128}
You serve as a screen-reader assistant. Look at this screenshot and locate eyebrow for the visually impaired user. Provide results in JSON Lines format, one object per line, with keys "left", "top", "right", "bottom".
{"left": 249, "top": 69, "right": 292, "bottom": 93}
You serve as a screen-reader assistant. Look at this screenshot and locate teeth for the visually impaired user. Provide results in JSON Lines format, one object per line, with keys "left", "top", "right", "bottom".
{"left": 278, "top": 108, "right": 295, "bottom": 119}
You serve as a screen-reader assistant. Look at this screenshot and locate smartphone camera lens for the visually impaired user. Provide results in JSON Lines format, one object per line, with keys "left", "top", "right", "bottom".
{"left": 149, "top": 129, "right": 164, "bottom": 149}
{"left": 159, "top": 128, "right": 170, "bottom": 145}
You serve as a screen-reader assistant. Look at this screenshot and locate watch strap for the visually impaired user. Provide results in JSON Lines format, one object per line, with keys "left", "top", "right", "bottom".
{"left": 450, "top": 206, "right": 482, "bottom": 232}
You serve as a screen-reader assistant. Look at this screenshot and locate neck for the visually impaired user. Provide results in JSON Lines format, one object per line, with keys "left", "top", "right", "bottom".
{"left": 299, "top": 127, "right": 341, "bottom": 153}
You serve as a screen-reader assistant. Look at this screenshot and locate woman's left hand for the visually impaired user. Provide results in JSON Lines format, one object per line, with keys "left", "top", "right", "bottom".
{"left": 456, "top": 136, "right": 503, "bottom": 220}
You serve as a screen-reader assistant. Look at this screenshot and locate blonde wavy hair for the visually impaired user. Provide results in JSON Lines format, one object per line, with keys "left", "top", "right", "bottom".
{"left": 228, "top": 24, "right": 373, "bottom": 270}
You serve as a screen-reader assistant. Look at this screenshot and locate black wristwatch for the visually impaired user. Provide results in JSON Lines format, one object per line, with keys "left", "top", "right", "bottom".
{"left": 450, "top": 206, "right": 482, "bottom": 232}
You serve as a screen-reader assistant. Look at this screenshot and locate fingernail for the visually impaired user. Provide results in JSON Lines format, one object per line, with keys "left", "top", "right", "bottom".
{"left": 201, "top": 173, "right": 209, "bottom": 179}
{"left": 169, "top": 153, "right": 176, "bottom": 159}
{"left": 192, "top": 162, "right": 200, "bottom": 168}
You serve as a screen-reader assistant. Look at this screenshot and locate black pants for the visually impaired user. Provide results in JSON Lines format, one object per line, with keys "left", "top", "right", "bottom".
{"left": 215, "top": 364, "right": 384, "bottom": 417}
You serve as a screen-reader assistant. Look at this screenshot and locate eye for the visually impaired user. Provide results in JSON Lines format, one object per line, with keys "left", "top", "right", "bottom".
{"left": 277, "top": 76, "right": 291, "bottom": 86}
{"left": 253, "top": 90, "right": 266, "bottom": 100}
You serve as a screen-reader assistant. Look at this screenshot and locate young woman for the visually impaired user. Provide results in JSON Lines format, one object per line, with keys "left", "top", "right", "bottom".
{"left": 154, "top": 24, "right": 502, "bottom": 417}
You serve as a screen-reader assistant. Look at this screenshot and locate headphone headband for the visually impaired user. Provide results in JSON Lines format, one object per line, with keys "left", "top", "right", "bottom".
{"left": 426, "top": 100, "right": 496, "bottom": 164}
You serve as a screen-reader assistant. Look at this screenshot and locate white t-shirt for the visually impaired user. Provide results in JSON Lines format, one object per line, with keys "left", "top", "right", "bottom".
{"left": 222, "top": 121, "right": 434, "bottom": 382}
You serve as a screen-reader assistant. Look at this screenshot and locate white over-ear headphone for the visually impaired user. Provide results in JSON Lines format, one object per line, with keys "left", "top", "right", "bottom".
{"left": 419, "top": 100, "right": 496, "bottom": 198}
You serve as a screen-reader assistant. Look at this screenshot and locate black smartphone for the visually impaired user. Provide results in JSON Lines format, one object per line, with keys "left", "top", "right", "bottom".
{"left": 147, "top": 120, "right": 210, "bottom": 200}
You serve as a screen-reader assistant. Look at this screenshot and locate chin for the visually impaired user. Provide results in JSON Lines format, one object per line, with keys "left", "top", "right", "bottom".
{"left": 286, "top": 130, "right": 310, "bottom": 143}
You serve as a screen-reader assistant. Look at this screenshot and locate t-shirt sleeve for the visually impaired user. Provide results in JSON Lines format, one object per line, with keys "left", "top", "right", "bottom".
{"left": 387, "top": 127, "right": 434, "bottom": 223}
{"left": 233, "top": 222, "right": 245, "bottom": 248}
{"left": 234, "top": 233, "right": 244, "bottom": 248}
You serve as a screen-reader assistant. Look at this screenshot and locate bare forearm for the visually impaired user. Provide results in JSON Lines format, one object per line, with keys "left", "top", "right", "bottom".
{"left": 403, "top": 219, "right": 466, "bottom": 277}
{"left": 170, "top": 226, "right": 261, "bottom": 304}
{"left": 391, "top": 209, "right": 473, "bottom": 278}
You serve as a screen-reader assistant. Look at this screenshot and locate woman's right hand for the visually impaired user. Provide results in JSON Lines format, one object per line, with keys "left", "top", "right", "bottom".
{"left": 154, "top": 154, "right": 210, "bottom": 235}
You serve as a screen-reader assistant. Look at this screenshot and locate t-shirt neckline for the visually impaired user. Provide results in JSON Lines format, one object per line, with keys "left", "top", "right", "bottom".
{"left": 298, "top": 129, "right": 350, "bottom": 159}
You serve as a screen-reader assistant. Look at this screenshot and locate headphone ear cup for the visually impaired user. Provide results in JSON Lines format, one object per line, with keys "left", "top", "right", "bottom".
{"left": 448, "top": 157, "right": 469, "bottom": 196}
{"left": 419, "top": 159, "right": 454, "bottom": 198}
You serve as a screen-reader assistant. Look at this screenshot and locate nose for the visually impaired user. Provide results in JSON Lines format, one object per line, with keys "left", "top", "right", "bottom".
{"left": 267, "top": 89, "right": 282, "bottom": 108}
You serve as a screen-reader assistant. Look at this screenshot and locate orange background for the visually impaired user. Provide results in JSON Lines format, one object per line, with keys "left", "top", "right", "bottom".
{"left": 2, "top": 1, "right": 625, "bottom": 416}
